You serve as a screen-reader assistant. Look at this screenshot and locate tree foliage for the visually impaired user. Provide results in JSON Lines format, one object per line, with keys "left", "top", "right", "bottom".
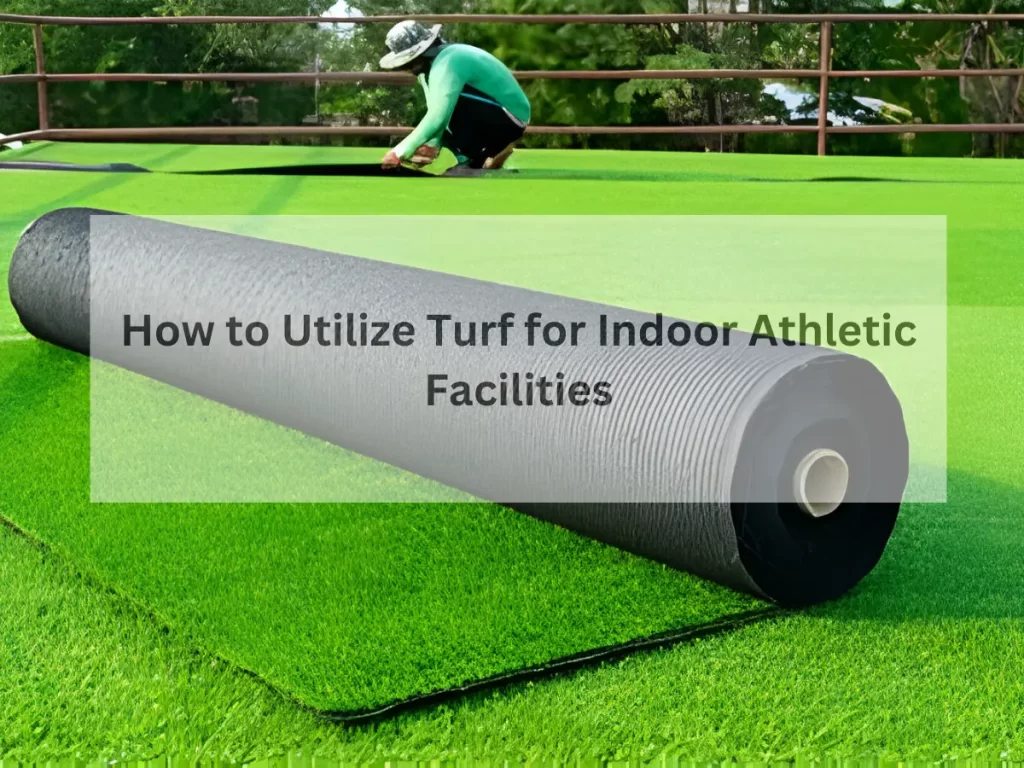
{"left": 1, "top": 0, "right": 1022, "bottom": 155}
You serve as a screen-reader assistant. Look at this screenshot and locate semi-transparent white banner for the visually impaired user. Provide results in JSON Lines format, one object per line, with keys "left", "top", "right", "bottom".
{"left": 88, "top": 215, "right": 946, "bottom": 505}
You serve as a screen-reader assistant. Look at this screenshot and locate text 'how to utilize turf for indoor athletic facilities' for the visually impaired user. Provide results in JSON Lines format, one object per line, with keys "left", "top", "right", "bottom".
{"left": 119, "top": 310, "right": 920, "bottom": 409}
{"left": 122, "top": 311, "right": 918, "bottom": 350}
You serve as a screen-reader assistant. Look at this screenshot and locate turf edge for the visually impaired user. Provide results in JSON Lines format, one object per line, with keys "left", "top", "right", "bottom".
{"left": 0, "top": 509, "right": 784, "bottom": 723}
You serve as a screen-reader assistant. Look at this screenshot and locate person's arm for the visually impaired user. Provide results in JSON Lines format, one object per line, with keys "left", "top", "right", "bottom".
{"left": 391, "top": 55, "right": 465, "bottom": 160}
{"left": 383, "top": 75, "right": 436, "bottom": 168}
{"left": 414, "top": 74, "right": 442, "bottom": 152}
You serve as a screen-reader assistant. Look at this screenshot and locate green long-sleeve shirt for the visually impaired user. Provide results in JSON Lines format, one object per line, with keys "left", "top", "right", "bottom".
{"left": 393, "top": 44, "right": 531, "bottom": 160}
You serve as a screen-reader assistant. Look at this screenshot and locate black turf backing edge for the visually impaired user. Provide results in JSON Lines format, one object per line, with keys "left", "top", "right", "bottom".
{"left": 0, "top": 160, "right": 500, "bottom": 178}
{"left": 0, "top": 160, "right": 150, "bottom": 173}
{"left": 328, "top": 605, "right": 785, "bottom": 723}
{"left": 188, "top": 163, "right": 434, "bottom": 177}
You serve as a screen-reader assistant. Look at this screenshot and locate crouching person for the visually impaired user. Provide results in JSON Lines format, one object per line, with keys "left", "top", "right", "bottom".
{"left": 379, "top": 21, "right": 532, "bottom": 171}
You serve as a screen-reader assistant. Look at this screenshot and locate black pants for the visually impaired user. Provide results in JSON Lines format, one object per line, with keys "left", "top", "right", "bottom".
{"left": 443, "top": 89, "right": 527, "bottom": 169}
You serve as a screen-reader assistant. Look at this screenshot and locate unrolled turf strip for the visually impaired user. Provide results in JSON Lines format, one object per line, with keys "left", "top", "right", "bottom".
{"left": 0, "top": 331, "right": 769, "bottom": 716}
{"left": 0, "top": 145, "right": 1022, "bottom": 761}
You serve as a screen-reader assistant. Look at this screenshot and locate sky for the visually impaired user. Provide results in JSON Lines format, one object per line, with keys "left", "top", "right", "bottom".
{"left": 320, "top": 0, "right": 360, "bottom": 34}
{"left": 323, "top": 0, "right": 359, "bottom": 17}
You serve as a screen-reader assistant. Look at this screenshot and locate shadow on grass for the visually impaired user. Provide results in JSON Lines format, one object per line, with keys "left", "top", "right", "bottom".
{"left": 814, "top": 471, "right": 1023, "bottom": 621}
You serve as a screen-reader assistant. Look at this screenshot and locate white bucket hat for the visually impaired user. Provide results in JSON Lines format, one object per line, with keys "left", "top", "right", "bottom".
{"left": 379, "top": 21, "right": 443, "bottom": 70}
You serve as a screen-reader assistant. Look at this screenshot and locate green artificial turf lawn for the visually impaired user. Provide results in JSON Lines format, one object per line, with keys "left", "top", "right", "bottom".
{"left": 0, "top": 340, "right": 764, "bottom": 716}
{"left": 0, "top": 142, "right": 1022, "bottom": 762}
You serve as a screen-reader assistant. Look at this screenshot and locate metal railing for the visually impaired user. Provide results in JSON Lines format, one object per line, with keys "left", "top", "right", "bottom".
{"left": 1, "top": 11, "right": 1023, "bottom": 155}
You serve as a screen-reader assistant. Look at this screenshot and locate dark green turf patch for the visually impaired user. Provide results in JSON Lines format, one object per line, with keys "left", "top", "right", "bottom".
{"left": 0, "top": 340, "right": 766, "bottom": 717}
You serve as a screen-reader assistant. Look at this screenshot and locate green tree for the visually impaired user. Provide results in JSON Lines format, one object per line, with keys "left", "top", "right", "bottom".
{"left": 3, "top": 0, "right": 1022, "bottom": 156}
{"left": 1, "top": 0, "right": 334, "bottom": 138}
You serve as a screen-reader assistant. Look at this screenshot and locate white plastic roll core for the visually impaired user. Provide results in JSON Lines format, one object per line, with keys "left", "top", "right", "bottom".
{"left": 794, "top": 449, "right": 850, "bottom": 518}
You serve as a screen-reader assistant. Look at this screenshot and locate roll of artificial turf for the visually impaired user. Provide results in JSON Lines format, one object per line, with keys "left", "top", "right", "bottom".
{"left": 9, "top": 208, "right": 910, "bottom": 607}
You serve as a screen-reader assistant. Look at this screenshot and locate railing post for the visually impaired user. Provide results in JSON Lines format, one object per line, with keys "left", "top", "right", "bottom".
{"left": 33, "top": 24, "right": 49, "bottom": 131}
{"left": 817, "top": 20, "right": 832, "bottom": 156}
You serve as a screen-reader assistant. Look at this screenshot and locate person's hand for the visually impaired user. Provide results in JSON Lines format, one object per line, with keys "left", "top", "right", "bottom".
{"left": 409, "top": 144, "right": 439, "bottom": 167}
{"left": 381, "top": 151, "right": 402, "bottom": 169}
